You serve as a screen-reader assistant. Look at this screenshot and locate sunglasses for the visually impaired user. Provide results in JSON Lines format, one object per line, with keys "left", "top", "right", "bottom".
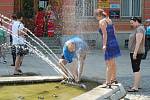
{"left": 130, "top": 17, "right": 137, "bottom": 21}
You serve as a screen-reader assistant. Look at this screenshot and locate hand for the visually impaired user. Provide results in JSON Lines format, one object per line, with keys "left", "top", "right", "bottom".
{"left": 59, "top": 59, "right": 67, "bottom": 65}
{"left": 133, "top": 53, "right": 137, "bottom": 59}
{"left": 102, "top": 45, "right": 106, "bottom": 51}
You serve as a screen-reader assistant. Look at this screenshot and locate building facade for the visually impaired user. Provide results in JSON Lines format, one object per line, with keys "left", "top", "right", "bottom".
{"left": 61, "top": 0, "right": 150, "bottom": 48}
{"left": 0, "top": 0, "right": 14, "bottom": 17}
{"left": 63, "top": 0, "right": 150, "bottom": 33}
{"left": 1, "top": 0, "right": 150, "bottom": 32}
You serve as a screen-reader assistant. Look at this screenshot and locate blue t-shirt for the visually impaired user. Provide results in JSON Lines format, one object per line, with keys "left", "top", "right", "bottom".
{"left": 63, "top": 45, "right": 75, "bottom": 63}
{"left": 63, "top": 37, "right": 87, "bottom": 63}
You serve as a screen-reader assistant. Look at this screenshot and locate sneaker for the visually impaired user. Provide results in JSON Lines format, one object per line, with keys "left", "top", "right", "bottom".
{"left": 3, "top": 61, "right": 7, "bottom": 64}
{"left": 11, "top": 64, "right": 15, "bottom": 66}
{"left": 61, "top": 79, "right": 67, "bottom": 84}
{"left": 13, "top": 70, "right": 23, "bottom": 75}
{"left": 17, "top": 69, "right": 23, "bottom": 73}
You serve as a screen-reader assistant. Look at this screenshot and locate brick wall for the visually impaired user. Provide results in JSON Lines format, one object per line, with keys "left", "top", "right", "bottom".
{"left": 0, "top": 0, "right": 14, "bottom": 17}
{"left": 114, "top": 22, "right": 131, "bottom": 31}
{"left": 143, "top": 0, "right": 150, "bottom": 19}
{"left": 62, "top": 0, "right": 76, "bottom": 34}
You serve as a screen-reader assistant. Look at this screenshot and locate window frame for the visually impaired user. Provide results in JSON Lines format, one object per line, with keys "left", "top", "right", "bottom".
{"left": 120, "top": 0, "right": 142, "bottom": 17}
{"left": 76, "top": 0, "right": 97, "bottom": 18}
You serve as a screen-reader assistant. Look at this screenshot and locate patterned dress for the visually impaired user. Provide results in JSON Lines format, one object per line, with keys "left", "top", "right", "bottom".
{"left": 46, "top": 11, "right": 55, "bottom": 37}
{"left": 99, "top": 24, "right": 121, "bottom": 60}
{"left": 34, "top": 11, "right": 45, "bottom": 37}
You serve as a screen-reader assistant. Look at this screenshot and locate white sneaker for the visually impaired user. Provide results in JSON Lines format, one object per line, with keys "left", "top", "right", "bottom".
{"left": 3, "top": 60, "right": 7, "bottom": 64}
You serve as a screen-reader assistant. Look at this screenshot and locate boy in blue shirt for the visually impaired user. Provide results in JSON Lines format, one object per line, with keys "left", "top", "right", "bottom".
{"left": 59, "top": 37, "right": 88, "bottom": 83}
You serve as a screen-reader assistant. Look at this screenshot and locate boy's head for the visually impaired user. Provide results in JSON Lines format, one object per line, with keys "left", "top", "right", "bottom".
{"left": 11, "top": 13, "right": 17, "bottom": 20}
{"left": 66, "top": 41, "right": 75, "bottom": 52}
{"left": 16, "top": 12, "right": 23, "bottom": 21}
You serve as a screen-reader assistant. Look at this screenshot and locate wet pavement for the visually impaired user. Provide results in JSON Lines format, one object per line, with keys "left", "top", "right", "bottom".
{"left": 0, "top": 50, "right": 150, "bottom": 100}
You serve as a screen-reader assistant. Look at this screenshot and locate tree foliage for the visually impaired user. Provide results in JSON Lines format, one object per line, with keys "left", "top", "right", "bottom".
{"left": 22, "top": 0, "right": 34, "bottom": 18}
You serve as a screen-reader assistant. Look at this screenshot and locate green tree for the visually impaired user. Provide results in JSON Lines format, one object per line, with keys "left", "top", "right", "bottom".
{"left": 22, "top": 0, "right": 34, "bottom": 18}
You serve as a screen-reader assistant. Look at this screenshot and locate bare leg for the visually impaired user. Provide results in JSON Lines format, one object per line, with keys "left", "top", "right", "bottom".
{"left": 132, "top": 71, "right": 141, "bottom": 90}
{"left": 59, "top": 59, "right": 74, "bottom": 79}
{"left": 77, "top": 62, "right": 83, "bottom": 82}
{"left": 77, "top": 56, "right": 85, "bottom": 82}
{"left": 75, "top": 51, "right": 86, "bottom": 83}
{"left": 110, "top": 58, "right": 117, "bottom": 81}
{"left": 1, "top": 47, "right": 6, "bottom": 62}
{"left": 70, "top": 60, "right": 78, "bottom": 81}
{"left": 15, "top": 55, "right": 21, "bottom": 71}
{"left": 105, "top": 60, "right": 112, "bottom": 84}
{"left": 20, "top": 55, "right": 24, "bottom": 66}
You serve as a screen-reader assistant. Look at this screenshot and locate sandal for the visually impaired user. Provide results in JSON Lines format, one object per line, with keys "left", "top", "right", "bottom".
{"left": 127, "top": 88, "right": 138, "bottom": 92}
{"left": 99, "top": 83, "right": 111, "bottom": 88}
{"left": 129, "top": 86, "right": 142, "bottom": 89}
{"left": 111, "top": 80, "right": 118, "bottom": 84}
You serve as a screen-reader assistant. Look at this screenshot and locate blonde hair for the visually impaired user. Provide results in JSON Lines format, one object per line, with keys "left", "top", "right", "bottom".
{"left": 95, "top": 9, "right": 107, "bottom": 17}
{"left": 66, "top": 41, "right": 75, "bottom": 52}
{"left": 46, "top": 5, "right": 51, "bottom": 11}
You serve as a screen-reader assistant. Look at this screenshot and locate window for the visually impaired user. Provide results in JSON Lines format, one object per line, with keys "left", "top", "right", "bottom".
{"left": 121, "top": 0, "right": 141, "bottom": 17}
{"left": 39, "top": 0, "right": 48, "bottom": 9}
{"left": 76, "top": 0, "right": 96, "bottom": 17}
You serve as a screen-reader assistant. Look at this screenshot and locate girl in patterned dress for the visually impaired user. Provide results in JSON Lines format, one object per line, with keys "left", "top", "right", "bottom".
{"left": 46, "top": 5, "right": 56, "bottom": 37}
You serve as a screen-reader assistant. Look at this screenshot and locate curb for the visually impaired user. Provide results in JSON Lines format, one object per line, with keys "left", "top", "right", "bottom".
{"left": 72, "top": 83, "right": 126, "bottom": 100}
{"left": 0, "top": 76, "right": 63, "bottom": 84}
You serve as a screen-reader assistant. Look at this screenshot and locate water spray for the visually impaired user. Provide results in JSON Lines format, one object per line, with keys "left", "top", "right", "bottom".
{"left": 0, "top": 13, "right": 74, "bottom": 80}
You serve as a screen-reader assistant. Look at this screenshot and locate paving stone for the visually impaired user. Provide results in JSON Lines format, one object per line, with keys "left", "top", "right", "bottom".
{"left": 0, "top": 50, "right": 150, "bottom": 99}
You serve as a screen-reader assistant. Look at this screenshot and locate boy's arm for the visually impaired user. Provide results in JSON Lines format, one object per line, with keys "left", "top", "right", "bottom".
{"left": 63, "top": 46, "right": 73, "bottom": 63}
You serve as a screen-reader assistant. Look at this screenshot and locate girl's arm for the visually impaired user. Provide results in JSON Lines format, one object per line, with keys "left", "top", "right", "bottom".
{"left": 133, "top": 32, "right": 143, "bottom": 59}
{"left": 99, "top": 21, "right": 107, "bottom": 50}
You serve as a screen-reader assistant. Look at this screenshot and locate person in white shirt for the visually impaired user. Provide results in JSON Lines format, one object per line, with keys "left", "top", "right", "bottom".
{"left": 10, "top": 14, "right": 17, "bottom": 66}
{"left": 11, "top": 13, "right": 27, "bottom": 75}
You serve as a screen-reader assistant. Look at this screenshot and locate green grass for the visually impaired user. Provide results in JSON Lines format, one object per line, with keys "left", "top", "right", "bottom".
{"left": 0, "top": 80, "right": 99, "bottom": 100}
